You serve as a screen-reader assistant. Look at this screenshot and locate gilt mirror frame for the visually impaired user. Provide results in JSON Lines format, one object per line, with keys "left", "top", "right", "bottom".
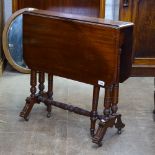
{"left": 2, "top": 8, "right": 36, "bottom": 74}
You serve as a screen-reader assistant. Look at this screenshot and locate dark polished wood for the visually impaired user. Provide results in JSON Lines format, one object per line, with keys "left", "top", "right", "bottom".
{"left": 20, "top": 10, "right": 133, "bottom": 146}
{"left": 23, "top": 10, "right": 133, "bottom": 85}
{"left": 92, "top": 114, "right": 125, "bottom": 146}
{"left": 111, "top": 84, "right": 119, "bottom": 114}
{"left": 90, "top": 86, "right": 100, "bottom": 136}
{"left": 20, "top": 70, "right": 38, "bottom": 120}
{"left": 38, "top": 72, "right": 45, "bottom": 95}
{"left": 104, "top": 85, "right": 112, "bottom": 118}
{"left": 40, "top": 97, "right": 91, "bottom": 117}
{"left": 12, "top": 0, "right": 104, "bottom": 17}
{"left": 120, "top": 0, "right": 155, "bottom": 76}
{"left": 132, "top": 66, "right": 155, "bottom": 77}
{"left": 48, "top": 73, "right": 53, "bottom": 100}
{"left": 47, "top": 73, "right": 53, "bottom": 117}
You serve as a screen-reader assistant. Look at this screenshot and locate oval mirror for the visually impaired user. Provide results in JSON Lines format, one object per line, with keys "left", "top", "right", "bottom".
{"left": 3, "top": 8, "right": 37, "bottom": 73}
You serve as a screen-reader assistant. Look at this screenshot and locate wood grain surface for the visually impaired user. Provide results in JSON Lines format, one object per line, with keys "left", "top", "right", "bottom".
{"left": 23, "top": 10, "right": 133, "bottom": 85}
{"left": 12, "top": 0, "right": 102, "bottom": 17}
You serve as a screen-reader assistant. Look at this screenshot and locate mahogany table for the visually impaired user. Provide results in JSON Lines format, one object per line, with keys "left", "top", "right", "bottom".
{"left": 20, "top": 10, "right": 134, "bottom": 146}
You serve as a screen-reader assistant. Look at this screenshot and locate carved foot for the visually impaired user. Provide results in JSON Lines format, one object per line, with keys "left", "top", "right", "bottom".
{"left": 92, "top": 114, "right": 124, "bottom": 146}
{"left": 114, "top": 114, "right": 125, "bottom": 134}
{"left": 92, "top": 120, "right": 107, "bottom": 146}
{"left": 20, "top": 97, "right": 36, "bottom": 121}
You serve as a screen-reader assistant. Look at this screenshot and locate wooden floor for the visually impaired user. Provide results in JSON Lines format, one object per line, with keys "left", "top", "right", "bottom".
{"left": 0, "top": 68, "right": 155, "bottom": 155}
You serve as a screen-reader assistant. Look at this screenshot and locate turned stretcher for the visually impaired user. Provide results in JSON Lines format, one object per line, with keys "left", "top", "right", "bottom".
{"left": 20, "top": 10, "right": 134, "bottom": 146}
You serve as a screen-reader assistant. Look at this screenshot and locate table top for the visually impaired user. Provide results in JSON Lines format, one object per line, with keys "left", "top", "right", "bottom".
{"left": 23, "top": 10, "right": 134, "bottom": 85}
{"left": 25, "top": 9, "right": 134, "bottom": 29}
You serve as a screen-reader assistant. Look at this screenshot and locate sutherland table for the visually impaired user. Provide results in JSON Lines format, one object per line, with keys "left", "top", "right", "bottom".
{"left": 20, "top": 10, "right": 134, "bottom": 146}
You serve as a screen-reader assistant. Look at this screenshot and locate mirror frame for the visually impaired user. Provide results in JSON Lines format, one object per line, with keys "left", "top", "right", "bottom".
{"left": 2, "top": 8, "right": 36, "bottom": 74}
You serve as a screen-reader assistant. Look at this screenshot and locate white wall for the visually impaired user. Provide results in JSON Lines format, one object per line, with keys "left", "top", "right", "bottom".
{"left": 4, "top": 0, "right": 12, "bottom": 23}
{"left": 105, "top": 0, "right": 120, "bottom": 20}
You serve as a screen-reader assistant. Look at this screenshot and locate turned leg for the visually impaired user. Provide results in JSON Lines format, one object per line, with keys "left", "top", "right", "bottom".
{"left": 90, "top": 86, "right": 100, "bottom": 136}
{"left": 92, "top": 84, "right": 112, "bottom": 146}
{"left": 111, "top": 83, "right": 125, "bottom": 133}
{"left": 92, "top": 120, "right": 107, "bottom": 146}
{"left": 38, "top": 72, "right": 45, "bottom": 96}
{"left": 30, "top": 70, "right": 37, "bottom": 98}
{"left": 93, "top": 84, "right": 124, "bottom": 146}
{"left": 111, "top": 84, "right": 119, "bottom": 114}
{"left": 46, "top": 73, "right": 53, "bottom": 118}
{"left": 103, "top": 85, "right": 112, "bottom": 118}
{"left": 20, "top": 70, "right": 37, "bottom": 120}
